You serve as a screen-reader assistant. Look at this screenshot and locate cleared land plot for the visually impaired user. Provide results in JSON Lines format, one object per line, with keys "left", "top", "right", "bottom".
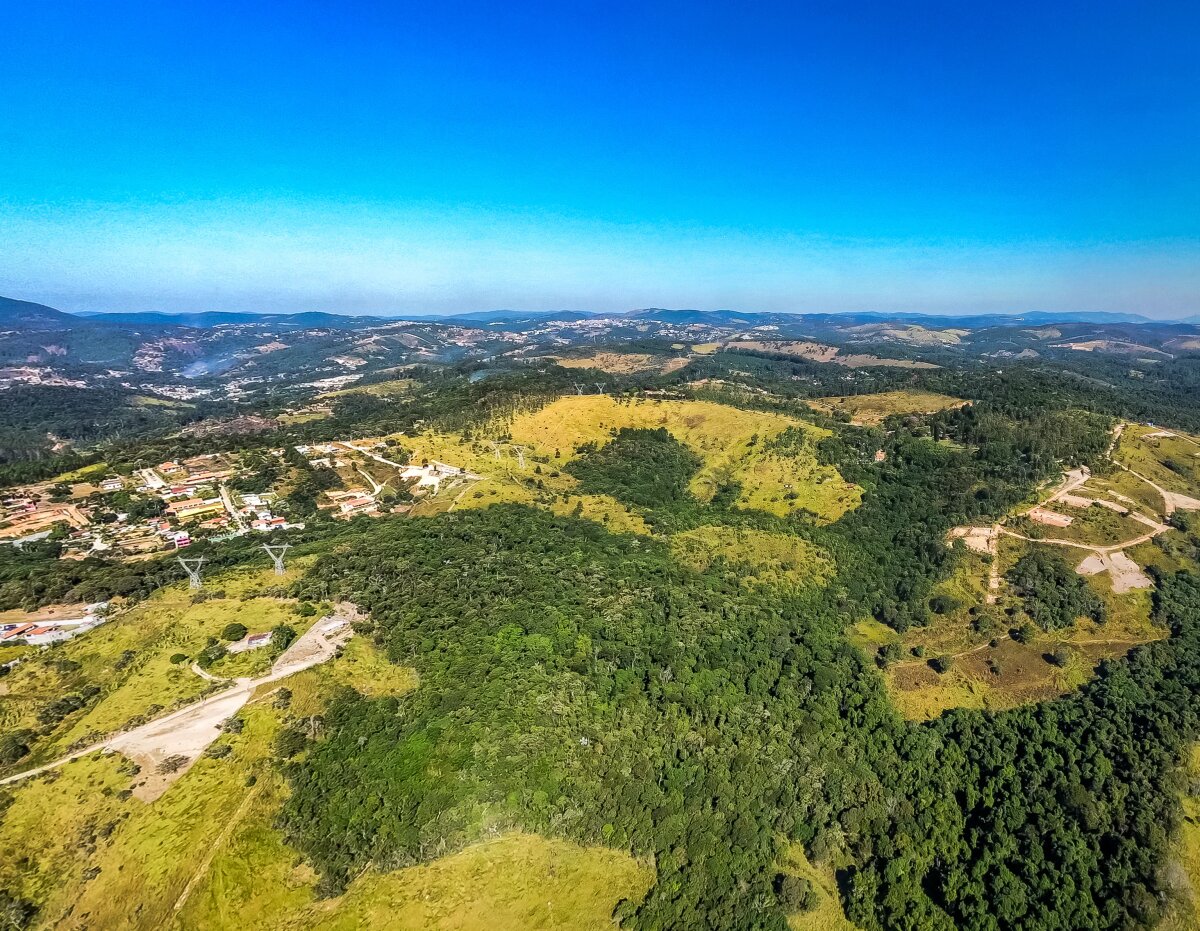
{"left": 0, "top": 635, "right": 420, "bottom": 931}
{"left": 1115, "top": 425, "right": 1200, "bottom": 504}
{"left": 1008, "top": 502, "right": 1159, "bottom": 548}
{"left": 554, "top": 351, "right": 690, "bottom": 375}
{"left": 724, "top": 340, "right": 937, "bottom": 369}
{"left": 864, "top": 538, "right": 1165, "bottom": 720}
{"left": 807, "top": 390, "right": 966, "bottom": 425}
{"left": 0, "top": 567, "right": 314, "bottom": 768}
{"left": 319, "top": 378, "right": 415, "bottom": 399}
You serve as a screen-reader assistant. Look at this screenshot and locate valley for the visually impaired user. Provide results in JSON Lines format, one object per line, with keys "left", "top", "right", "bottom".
{"left": 3, "top": 301, "right": 1200, "bottom": 931}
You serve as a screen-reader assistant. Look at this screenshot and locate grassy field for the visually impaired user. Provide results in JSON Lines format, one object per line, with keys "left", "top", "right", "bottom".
{"left": 670, "top": 525, "right": 832, "bottom": 589}
{"left": 549, "top": 492, "right": 653, "bottom": 536}
{"left": 0, "top": 566, "right": 315, "bottom": 767}
{"left": 505, "top": 395, "right": 861, "bottom": 521}
{"left": 49, "top": 462, "right": 110, "bottom": 483}
{"left": 1161, "top": 746, "right": 1200, "bottom": 931}
{"left": 783, "top": 845, "right": 862, "bottom": 931}
{"left": 865, "top": 539, "right": 1165, "bottom": 721}
{"left": 385, "top": 397, "right": 862, "bottom": 531}
{"left": 1115, "top": 425, "right": 1200, "bottom": 499}
{"left": 0, "top": 617, "right": 649, "bottom": 931}
{"left": 1089, "top": 469, "right": 1168, "bottom": 517}
{"left": 1008, "top": 503, "right": 1153, "bottom": 548}
{"left": 319, "top": 378, "right": 415, "bottom": 399}
{"left": 806, "top": 390, "right": 966, "bottom": 426}
{"left": 554, "top": 352, "right": 690, "bottom": 376}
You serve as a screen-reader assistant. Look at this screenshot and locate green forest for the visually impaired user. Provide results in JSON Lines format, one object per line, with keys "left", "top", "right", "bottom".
{"left": 4, "top": 347, "right": 1200, "bottom": 931}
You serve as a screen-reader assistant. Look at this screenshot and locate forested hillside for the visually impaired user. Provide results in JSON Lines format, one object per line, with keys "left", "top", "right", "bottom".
{"left": 4, "top": 341, "right": 1200, "bottom": 931}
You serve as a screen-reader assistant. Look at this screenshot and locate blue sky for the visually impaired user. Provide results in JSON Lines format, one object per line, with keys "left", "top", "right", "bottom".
{"left": 1, "top": 1, "right": 1197, "bottom": 316}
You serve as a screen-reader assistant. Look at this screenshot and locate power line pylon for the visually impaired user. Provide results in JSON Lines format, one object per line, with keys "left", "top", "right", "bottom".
{"left": 177, "top": 556, "right": 205, "bottom": 591}
{"left": 263, "top": 544, "right": 290, "bottom": 576}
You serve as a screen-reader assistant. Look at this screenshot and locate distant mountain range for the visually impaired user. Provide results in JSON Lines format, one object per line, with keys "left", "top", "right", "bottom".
{"left": 621, "top": 308, "right": 1159, "bottom": 327}
{"left": 1, "top": 295, "right": 1187, "bottom": 332}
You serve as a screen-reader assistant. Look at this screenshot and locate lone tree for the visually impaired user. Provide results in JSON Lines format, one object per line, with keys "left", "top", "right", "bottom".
{"left": 221, "top": 622, "right": 248, "bottom": 642}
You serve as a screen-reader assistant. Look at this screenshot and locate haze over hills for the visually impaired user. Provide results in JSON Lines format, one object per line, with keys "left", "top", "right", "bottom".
{"left": 27, "top": 298, "right": 1169, "bottom": 329}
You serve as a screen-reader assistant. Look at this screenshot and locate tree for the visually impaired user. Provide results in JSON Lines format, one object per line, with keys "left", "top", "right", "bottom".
{"left": 220, "top": 622, "right": 248, "bottom": 642}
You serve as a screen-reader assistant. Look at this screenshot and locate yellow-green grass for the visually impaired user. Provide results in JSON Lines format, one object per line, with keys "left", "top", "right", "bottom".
{"left": 783, "top": 845, "right": 862, "bottom": 931}
{"left": 550, "top": 492, "right": 654, "bottom": 536}
{"left": 49, "top": 462, "right": 109, "bottom": 483}
{"left": 131, "top": 395, "right": 193, "bottom": 408}
{"left": 180, "top": 812, "right": 652, "bottom": 931}
{"left": 554, "top": 352, "right": 689, "bottom": 375}
{"left": 690, "top": 342, "right": 720, "bottom": 354}
{"left": 670, "top": 526, "right": 832, "bottom": 589}
{"left": 1116, "top": 425, "right": 1200, "bottom": 498}
{"left": 320, "top": 378, "right": 415, "bottom": 399}
{"left": 807, "top": 390, "right": 966, "bottom": 426}
{"left": 506, "top": 395, "right": 861, "bottom": 521}
{"left": 877, "top": 539, "right": 1162, "bottom": 720}
{"left": 1087, "top": 470, "right": 1168, "bottom": 518}
{"left": 48, "top": 703, "right": 282, "bottom": 930}
{"left": 0, "top": 752, "right": 134, "bottom": 916}
{"left": 847, "top": 618, "right": 902, "bottom": 656}
{"left": 1160, "top": 746, "right": 1200, "bottom": 931}
{"left": 1009, "top": 504, "right": 1154, "bottom": 548}
{"left": 277, "top": 410, "right": 332, "bottom": 425}
{"left": 0, "top": 567, "right": 311, "bottom": 764}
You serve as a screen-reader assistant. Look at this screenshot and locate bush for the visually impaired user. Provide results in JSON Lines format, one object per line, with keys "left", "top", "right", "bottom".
{"left": 220, "top": 622, "right": 248, "bottom": 642}
{"left": 929, "top": 655, "right": 953, "bottom": 674}
{"left": 876, "top": 641, "right": 904, "bottom": 668}
{"left": 271, "top": 624, "right": 298, "bottom": 653}
{"left": 196, "top": 643, "right": 227, "bottom": 669}
{"left": 929, "top": 593, "right": 962, "bottom": 615}
{"left": 0, "top": 730, "right": 34, "bottom": 766}
{"left": 157, "top": 754, "right": 190, "bottom": 774}
{"left": 169, "top": 653, "right": 189, "bottom": 665}
{"left": 774, "top": 874, "right": 814, "bottom": 912}
{"left": 275, "top": 726, "right": 309, "bottom": 759}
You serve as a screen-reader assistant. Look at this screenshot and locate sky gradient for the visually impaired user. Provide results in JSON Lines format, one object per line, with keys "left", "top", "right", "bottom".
{"left": 2, "top": 1, "right": 1198, "bottom": 317}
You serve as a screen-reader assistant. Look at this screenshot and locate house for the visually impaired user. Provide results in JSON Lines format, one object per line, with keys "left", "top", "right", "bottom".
{"left": 100, "top": 477, "right": 125, "bottom": 492}
{"left": 227, "top": 630, "right": 274, "bottom": 653}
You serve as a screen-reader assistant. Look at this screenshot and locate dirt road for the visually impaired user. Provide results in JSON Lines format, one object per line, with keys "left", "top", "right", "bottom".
{"left": 0, "top": 604, "right": 358, "bottom": 797}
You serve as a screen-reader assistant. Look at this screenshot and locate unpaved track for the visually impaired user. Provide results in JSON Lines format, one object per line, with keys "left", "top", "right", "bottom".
{"left": 0, "top": 604, "right": 357, "bottom": 791}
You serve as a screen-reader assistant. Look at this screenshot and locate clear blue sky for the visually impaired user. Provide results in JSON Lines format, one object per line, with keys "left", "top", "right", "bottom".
{"left": 1, "top": 1, "right": 1197, "bottom": 316}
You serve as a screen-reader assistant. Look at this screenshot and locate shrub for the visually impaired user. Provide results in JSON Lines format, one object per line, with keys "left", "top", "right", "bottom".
{"left": 220, "top": 622, "right": 248, "bottom": 642}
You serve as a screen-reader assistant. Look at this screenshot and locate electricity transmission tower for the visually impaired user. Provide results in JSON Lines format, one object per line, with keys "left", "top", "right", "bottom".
{"left": 574, "top": 383, "right": 585, "bottom": 395}
{"left": 594, "top": 383, "right": 606, "bottom": 395}
{"left": 263, "top": 544, "right": 291, "bottom": 576}
{"left": 513, "top": 446, "right": 526, "bottom": 469}
{"left": 177, "top": 556, "right": 205, "bottom": 591}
